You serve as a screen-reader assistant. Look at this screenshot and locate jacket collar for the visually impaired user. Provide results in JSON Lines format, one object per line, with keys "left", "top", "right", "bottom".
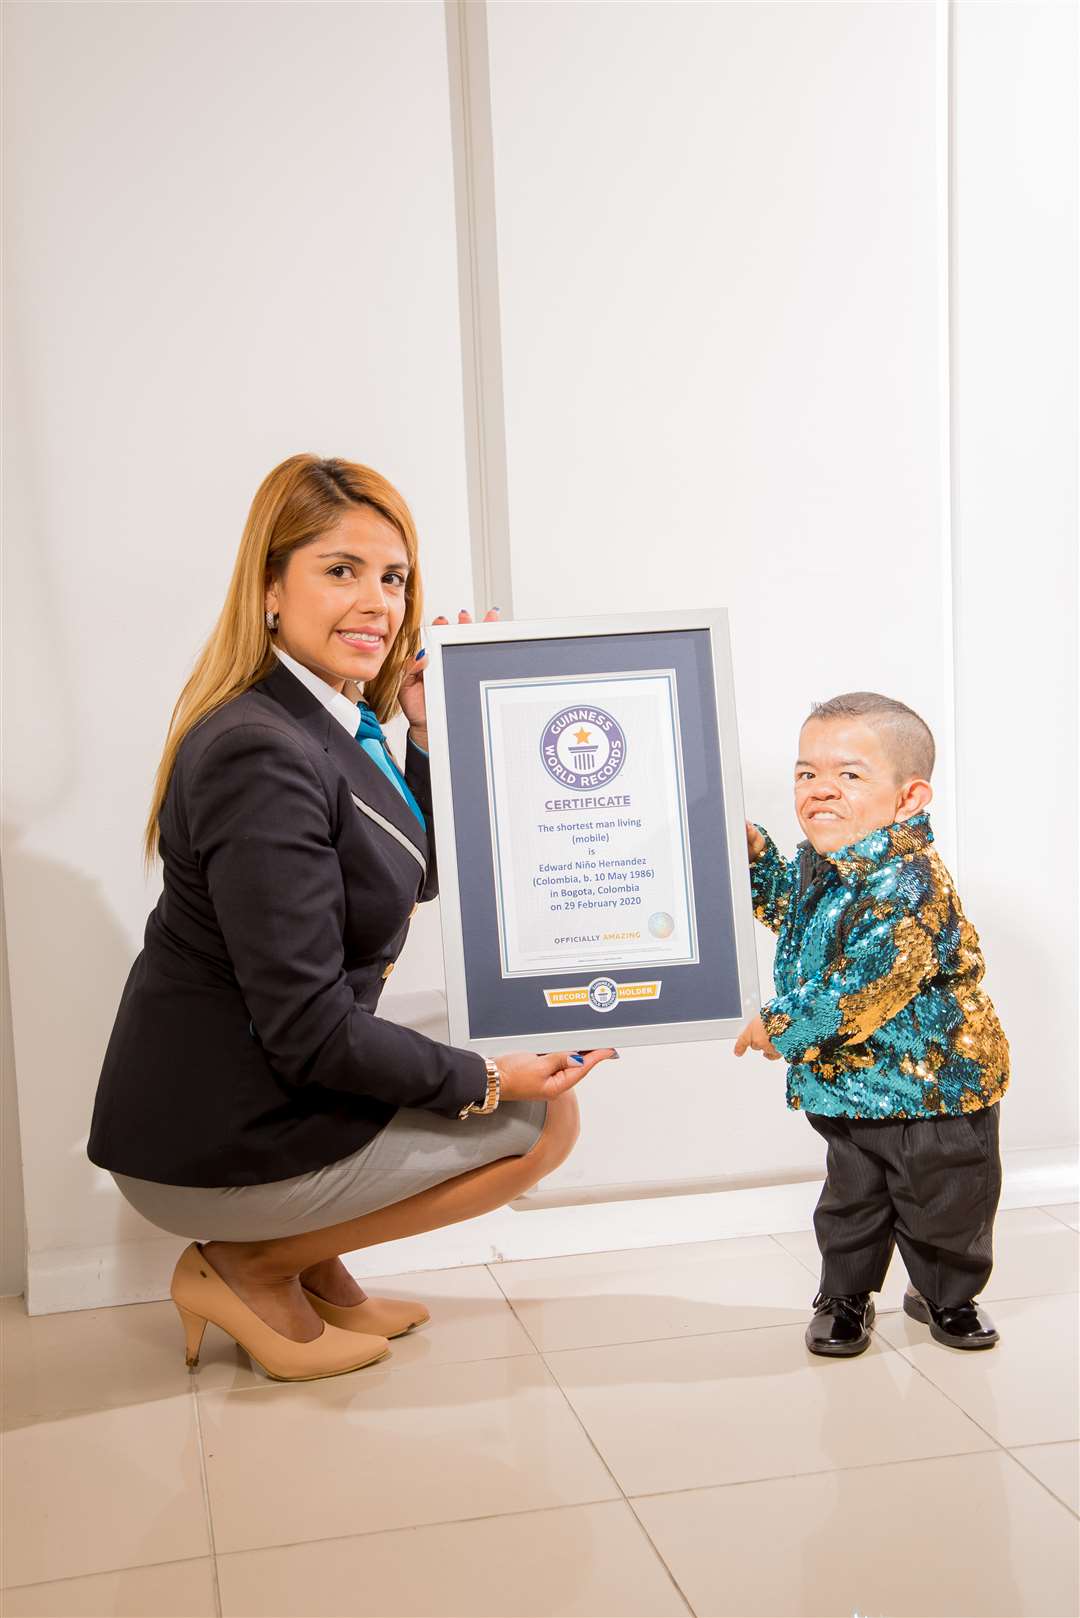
{"left": 799, "top": 813, "right": 934, "bottom": 882}
{"left": 257, "top": 661, "right": 428, "bottom": 857}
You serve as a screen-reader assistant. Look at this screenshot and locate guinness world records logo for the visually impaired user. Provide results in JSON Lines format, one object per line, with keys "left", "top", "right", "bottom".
{"left": 540, "top": 706, "right": 627, "bottom": 790}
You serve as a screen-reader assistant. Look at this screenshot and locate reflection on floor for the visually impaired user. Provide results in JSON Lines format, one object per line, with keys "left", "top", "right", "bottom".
{"left": 2, "top": 1204, "right": 1078, "bottom": 1616}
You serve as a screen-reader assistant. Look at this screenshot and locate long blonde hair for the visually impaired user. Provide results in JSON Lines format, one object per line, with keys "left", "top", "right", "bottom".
{"left": 145, "top": 455, "right": 424, "bottom": 862}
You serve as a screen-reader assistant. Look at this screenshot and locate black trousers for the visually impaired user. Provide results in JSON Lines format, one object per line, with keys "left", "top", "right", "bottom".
{"left": 807, "top": 1106, "right": 1002, "bottom": 1308}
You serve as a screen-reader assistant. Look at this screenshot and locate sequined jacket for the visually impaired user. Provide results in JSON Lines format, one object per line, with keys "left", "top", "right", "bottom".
{"left": 749, "top": 814, "right": 1009, "bottom": 1119}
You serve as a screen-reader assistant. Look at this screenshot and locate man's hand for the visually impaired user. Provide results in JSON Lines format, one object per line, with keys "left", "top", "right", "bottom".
{"left": 733, "top": 1014, "right": 783, "bottom": 1060}
{"left": 746, "top": 821, "right": 766, "bottom": 863}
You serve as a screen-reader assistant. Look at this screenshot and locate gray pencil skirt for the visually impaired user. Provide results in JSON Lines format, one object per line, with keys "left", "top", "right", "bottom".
{"left": 113, "top": 1099, "right": 547, "bottom": 1243}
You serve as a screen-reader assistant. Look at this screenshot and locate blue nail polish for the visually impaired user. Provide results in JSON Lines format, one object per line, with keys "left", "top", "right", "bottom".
{"left": 570, "top": 1053, "right": 585, "bottom": 1065}
{"left": 416, "top": 648, "right": 427, "bottom": 659}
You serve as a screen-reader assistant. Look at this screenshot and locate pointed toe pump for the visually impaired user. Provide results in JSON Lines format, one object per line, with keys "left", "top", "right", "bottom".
{"left": 170, "top": 1243, "right": 391, "bottom": 1381}
{"left": 301, "top": 1287, "right": 431, "bottom": 1339}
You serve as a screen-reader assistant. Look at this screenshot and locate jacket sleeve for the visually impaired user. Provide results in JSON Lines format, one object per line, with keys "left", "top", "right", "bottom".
{"left": 760, "top": 898, "right": 937, "bottom": 1063}
{"left": 404, "top": 737, "right": 439, "bottom": 903}
{"left": 748, "top": 828, "right": 795, "bottom": 935}
{"left": 187, "top": 723, "right": 486, "bottom": 1114}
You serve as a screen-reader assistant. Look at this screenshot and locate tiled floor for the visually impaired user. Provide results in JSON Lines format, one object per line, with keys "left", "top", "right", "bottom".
{"left": 2, "top": 1206, "right": 1077, "bottom": 1617}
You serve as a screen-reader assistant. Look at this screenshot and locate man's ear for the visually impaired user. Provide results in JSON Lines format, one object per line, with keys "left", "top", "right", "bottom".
{"left": 895, "top": 778, "right": 933, "bottom": 822}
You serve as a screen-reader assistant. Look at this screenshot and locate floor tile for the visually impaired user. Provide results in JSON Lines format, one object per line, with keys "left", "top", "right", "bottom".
{"left": 632, "top": 1450, "right": 1080, "bottom": 1617}
{"left": 0, "top": 1397, "right": 210, "bottom": 1589}
{"left": 491, "top": 1236, "right": 812, "bottom": 1352}
{"left": 199, "top": 1354, "right": 617, "bottom": 1554}
{"left": 1044, "top": 1203, "right": 1080, "bottom": 1232}
{"left": 0, "top": 1296, "right": 193, "bottom": 1426}
{"left": 1, "top": 1559, "right": 216, "bottom": 1617}
{"left": 773, "top": 1205, "right": 1080, "bottom": 1314}
{"left": 218, "top": 1500, "right": 689, "bottom": 1616}
{"left": 195, "top": 1265, "right": 536, "bottom": 1392}
{"left": 876, "top": 1292, "right": 1079, "bottom": 1447}
{"left": 544, "top": 1323, "right": 991, "bottom": 1497}
{"left": 1011, "top": 1441, "right": 1080, "bottom": 1514}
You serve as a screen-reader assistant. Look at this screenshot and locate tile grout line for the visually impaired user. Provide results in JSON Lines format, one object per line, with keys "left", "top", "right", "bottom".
{"left": 5, "top": 1439, "right": 1041, "bottom": 1597}
{"left": 7, "top": 1274, "right": 1077, "bottom": 1420}
{"left": 0, "top": 1552, "right": 212, "bottom": 1599}
{"left": 872, "top": 1315, "right": 1031, "bottom": 1468}
{"left": 486, "top": 1264, "right": 696, "bottom": 1615}
{"left": 1004, "top": 1444, "right": 1080, "bottom": 1520}
{"left": 6, "top": 1443, "right": 1072, "bottom": 1600}
{"left": 189, "top": 1377, "right": 224, "bottom": 1618}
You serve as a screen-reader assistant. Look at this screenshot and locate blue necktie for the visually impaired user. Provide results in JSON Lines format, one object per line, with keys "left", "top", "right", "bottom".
{"left": 354, "top": 704, "right": 425, "bottom": 828}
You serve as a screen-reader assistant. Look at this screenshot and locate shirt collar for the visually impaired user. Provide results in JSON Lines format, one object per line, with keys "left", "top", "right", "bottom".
{"left": 814, "top": 812, "right": 934, "bottom": 879}
{"left": 273, "top": 647, "right": 360, "bottom": 738}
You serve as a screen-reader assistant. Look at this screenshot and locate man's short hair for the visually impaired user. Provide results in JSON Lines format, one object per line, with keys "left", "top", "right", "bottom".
{"left": 806, "top": 692, "right": 936, "bottom": 781}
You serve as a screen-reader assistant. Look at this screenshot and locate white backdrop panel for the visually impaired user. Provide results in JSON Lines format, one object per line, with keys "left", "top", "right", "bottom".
{"left": 487, "top": 0, "right": 950, "bottom": 1190}
{"left": 951, "top": 0, "right": 1079, "bottom": 1151}
{"left": 2, "top": 1, "right": 471, "bottom": 1295}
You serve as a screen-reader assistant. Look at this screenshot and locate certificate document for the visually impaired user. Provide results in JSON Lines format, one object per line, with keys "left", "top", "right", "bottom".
{"left": 481, "top": 671, "right": 698, "bottom": 978}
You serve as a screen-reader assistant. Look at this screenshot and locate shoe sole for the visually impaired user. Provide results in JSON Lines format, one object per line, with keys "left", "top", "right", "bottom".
{"left": 388, "top": 1314, "right": 431, "bottom": 1340}
{"left": 902, "top": 1293, "right": 999, "bottom": 1350}
{"left": 260, "top": 1345, "right": 393, "bottom": 1382}
{"left": 805, "top": 1335, "right": 872, "bottom": 1358}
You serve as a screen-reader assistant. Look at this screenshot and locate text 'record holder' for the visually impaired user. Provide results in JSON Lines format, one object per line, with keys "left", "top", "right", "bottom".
{"left": 423, "top": 611, "right": 760, "bottom": 1054}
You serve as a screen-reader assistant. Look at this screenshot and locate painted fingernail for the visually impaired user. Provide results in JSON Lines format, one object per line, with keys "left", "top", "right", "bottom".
{"left": 609, "top": 1050, "right": 621, "bottom": 1060}
{"left": 416, "top": 648, "right": 427, "bottom": 659}
{"left": 570, "top": 1053, "right": 585, "bottom": 1065}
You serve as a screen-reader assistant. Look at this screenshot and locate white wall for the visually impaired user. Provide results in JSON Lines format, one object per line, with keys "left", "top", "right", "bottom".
{"left": 4, "top": 0, "right": 1076, "bottom": 1311}
{"left": 486, "top": 0, "right": 955, "bottom": 1194}
{"left": 951, "top": 0, "right": 1079, "bottom": 1153}
{"left": 1, "top": 868, "right": 26, "bottom": 1295}
{"left": 2, "top": 0, "right": 473, "bottom": 1309}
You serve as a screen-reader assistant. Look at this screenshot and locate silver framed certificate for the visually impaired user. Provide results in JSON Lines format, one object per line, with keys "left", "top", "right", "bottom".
{"left": 423, "top": 610, "right": 760, "bottom": 1052}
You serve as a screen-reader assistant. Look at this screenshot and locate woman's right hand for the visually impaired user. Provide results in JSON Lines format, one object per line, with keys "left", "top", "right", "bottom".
{"left": 494, "top": 1048, "right": 617, "bottom": 1101}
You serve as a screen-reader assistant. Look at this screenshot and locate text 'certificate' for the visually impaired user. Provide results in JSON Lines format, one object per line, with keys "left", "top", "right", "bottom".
{"left": 481, "top": 672, "right": 699, "bottom": 978}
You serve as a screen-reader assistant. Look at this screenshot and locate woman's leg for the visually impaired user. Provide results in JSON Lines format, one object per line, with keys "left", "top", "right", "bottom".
{"left": 204, "top": 1093, "right": 579, "bottom": 1340}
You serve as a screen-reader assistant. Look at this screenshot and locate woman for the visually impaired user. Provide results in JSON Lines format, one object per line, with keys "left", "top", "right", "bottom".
{"left": 88, "top": 455, "right": 613, "bottom": 1382}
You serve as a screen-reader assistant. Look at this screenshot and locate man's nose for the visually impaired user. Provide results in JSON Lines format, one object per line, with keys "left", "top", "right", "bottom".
{"left": 809, "top": 779, "right": 840, "bottom": 799}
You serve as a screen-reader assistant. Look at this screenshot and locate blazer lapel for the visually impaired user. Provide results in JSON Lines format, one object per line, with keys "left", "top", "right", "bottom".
{"left": 325, "top": 720, "right": 430, "bottom": 865}
{"left": 258, "top": 660, "right": 430, "bottom": 866}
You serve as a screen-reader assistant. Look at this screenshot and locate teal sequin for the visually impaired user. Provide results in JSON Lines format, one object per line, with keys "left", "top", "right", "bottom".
{"left": 750, "top": 814, "right": 1009, "bottom": 1119}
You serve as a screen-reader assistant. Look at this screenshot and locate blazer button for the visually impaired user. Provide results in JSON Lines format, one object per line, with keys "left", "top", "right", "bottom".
{"left": 382, "top": 961, "right": 396, "bottom": 980}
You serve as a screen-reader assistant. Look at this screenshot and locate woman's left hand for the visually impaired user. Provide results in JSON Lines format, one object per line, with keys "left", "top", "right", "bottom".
{"left": 398, "top": 607, "right": 500, "bottom": 746}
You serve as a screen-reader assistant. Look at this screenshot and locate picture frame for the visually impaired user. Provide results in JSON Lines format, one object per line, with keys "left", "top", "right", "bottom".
{"left": 423, "top": 609, "right": 760, "bottom": 1053}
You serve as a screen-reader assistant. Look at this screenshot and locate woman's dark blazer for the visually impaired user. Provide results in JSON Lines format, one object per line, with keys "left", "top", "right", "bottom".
{"left": 87, "top": 661, "right": 487, "bottom": 1187}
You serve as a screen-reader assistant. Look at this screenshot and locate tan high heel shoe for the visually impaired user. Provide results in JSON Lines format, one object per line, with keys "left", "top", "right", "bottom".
{"left": 302, "top": 1287, "right": 430, "bottom": 1338}
{"left": 171, "top": 1244, "right": 391, "bottom": 1382}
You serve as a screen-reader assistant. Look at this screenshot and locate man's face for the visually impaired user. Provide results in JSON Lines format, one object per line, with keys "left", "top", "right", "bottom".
{"left": 794, "top": 717, "right": 909, "bottom": 853}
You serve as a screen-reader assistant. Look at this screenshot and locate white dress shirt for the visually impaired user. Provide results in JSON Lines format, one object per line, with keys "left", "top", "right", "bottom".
{"left": 274, "top": 647, "right": 360, "bottom": 739}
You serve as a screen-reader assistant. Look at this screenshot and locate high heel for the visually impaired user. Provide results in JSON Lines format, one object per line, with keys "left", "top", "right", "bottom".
{"left": 176, "top": 1304, "right": 208, "bottom": 1368}
{"left": 302, "top": 1287, "right": 430, "bottom": 1338}
{"left": 170, "top": 1243, "right": 391, "bottom": 1381}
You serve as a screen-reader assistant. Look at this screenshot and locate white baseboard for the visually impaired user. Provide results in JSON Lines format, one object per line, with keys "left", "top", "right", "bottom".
{"left": 21, "top": 1145, "right": 1079, "bottom": 1315}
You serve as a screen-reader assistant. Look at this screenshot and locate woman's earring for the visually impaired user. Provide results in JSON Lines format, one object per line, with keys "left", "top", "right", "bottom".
{"left": 265, "top": 611, "right": 279, "bottom": 632}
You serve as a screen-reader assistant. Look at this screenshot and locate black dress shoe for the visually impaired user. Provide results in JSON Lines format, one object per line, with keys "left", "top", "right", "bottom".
{"left": 805, "top": 1292, "right": 875, "bottom": 1357}
{"left": 903, "top": 1285, "right": 999, "bottom": 1349}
